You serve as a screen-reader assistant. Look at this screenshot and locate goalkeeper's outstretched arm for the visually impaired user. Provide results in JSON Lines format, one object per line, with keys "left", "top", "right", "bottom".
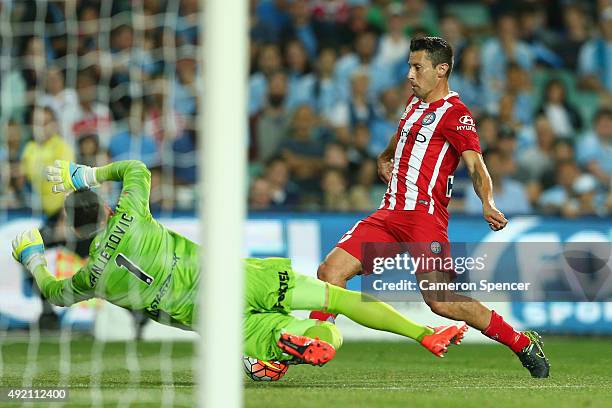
{"left": 47, "top": 159, "right": 152, "bottom": 217}
{"left": 12, "top": 229, "right": 94, "bottom": 307}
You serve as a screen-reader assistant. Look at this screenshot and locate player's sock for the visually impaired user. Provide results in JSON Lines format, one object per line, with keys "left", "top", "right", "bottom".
{"left": 482, "top": 310, "right": 530, "bottom": 353}
{"left": 309, "top": 310, "right": 336, "bottom": 323}
{"left": 303, "top": 321, "right": 343, "bottom": 351}
{"left": 326, "top": 284, "right": 433, "bottom": 342}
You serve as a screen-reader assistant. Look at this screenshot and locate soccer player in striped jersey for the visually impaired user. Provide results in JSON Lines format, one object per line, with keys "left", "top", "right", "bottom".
{"left": 11, "top": 159, "right": 467, "bottom": 366}
{"left": 310, "top": 37, "right": 550, "bottom": 378}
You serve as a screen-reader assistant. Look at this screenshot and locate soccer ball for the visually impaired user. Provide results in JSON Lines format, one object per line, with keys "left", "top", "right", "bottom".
{"left": 242, "top": 356, "right": 288, "bottom": 381}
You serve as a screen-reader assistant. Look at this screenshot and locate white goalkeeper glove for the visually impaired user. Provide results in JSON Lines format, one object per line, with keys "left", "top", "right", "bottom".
{"left": 46, "top": 160, "right": 99, "bottom": 193}
{"left": 11, "top": 229, "right": 47, "bottom": 272}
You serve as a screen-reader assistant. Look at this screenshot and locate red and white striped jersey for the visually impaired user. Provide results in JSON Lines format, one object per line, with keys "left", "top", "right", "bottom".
{"left": 380, "top": 91, "right": 481, "bottom": 221}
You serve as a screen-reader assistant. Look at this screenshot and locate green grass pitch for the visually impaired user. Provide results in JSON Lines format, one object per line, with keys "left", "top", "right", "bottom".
{"left": 1, "top": 336, "right": 611, "bottom": 407}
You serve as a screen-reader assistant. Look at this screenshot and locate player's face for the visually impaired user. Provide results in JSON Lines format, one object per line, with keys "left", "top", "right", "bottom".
{"left": 407, "top": 50, "right": 446, "bottom": 100}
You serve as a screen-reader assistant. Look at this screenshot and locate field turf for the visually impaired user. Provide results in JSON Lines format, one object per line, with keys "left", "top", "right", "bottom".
{"left": 1, "top": 336, "right": 611, "bottom": 407}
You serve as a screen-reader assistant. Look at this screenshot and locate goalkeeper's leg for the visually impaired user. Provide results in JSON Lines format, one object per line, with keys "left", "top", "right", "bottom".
{"left": 244, "top": 312, "right": 341, "bottom": 365}
{"left": 291, "top": 274, "right": 466, "bottom": 356}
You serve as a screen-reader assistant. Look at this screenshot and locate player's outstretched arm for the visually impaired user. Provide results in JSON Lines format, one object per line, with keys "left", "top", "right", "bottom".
{"left": 462, "top": 150, "right": 508, "bottom": 231}
{"left": 11, "top": 229, "right": 93, "bottom": 307}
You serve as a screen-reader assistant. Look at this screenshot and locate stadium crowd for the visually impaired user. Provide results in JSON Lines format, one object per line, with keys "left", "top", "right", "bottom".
{"left": 0, "top": 0, "right": 610, "bottom": 218}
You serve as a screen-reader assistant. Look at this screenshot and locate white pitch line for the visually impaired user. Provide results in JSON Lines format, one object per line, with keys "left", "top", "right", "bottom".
{"left": 297, "top": 384, "right": 600, "bottom": 390}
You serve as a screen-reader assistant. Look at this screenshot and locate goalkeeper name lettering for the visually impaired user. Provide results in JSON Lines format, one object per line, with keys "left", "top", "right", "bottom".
{"left": 90, "top": 213, "right": 134, "bottom": 286}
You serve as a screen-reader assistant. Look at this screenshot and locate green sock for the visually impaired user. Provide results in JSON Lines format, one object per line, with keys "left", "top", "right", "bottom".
{"left": 304, "top": 322, "right": 343, "bottom": 351}
{"left": 327, "top": 284, "right": 434, "bottom": 342}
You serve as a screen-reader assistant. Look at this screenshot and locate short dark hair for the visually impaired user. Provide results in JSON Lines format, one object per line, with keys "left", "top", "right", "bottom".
{"left": 64, "top": 190, "right": 106, "bottom": 238}
{"left": 28, "top": 105, "right": 56, "bottom": 126}
{"left": 409, "top": 36, "right": 454, "bottom": 77}
{"left": 593, "top": 107, "right": 612, "bottom": 124}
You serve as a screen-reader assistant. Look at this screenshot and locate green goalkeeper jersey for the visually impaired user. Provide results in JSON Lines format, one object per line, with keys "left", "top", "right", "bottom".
{"left": 33, "top": 161, "right": 200, "bottom": 329}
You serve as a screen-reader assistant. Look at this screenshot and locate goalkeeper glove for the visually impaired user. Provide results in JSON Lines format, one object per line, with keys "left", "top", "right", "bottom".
{"left": 46, "top": 160, "right": 99, "bottom": 193}
{"left": 12, "top": 229, "right": 46, "bottom": 272}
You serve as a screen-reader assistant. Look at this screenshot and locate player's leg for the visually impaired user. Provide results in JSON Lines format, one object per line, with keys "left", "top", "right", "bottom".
{"left": 316, "top": 247, "right": 361, "bottom": 288}
{"left": 311, "top": 212, "right": 394, "bottom": 322}
{"left": 292, "top": 273, "right": 466, "bottom": 356}
{"left": 388, "top": 213, "right": 549, "bottom": 377}
{"left": 417, "top": 271, "right": 549, "bottom": 377}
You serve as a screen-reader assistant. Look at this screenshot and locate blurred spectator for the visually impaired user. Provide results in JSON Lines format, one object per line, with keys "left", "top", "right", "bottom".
{"left": 497, "top": 94, "right": 523, "bottom": 137}
{"left": 568, "top": 174, "right": 607, "bottom": 217}
{"left": 538, "top": 159, "right": 580, "bottom": 216}
{"left": 284, "top": 40, "right": 313, "bottom": 109}
{"left": 305, "top": 47, "right": 344, "bottom": 126}
{"left": 262, "top": 156, "right": 300, "bottom": 209}
{"left": 108, "top": 100, "right": 160, "bottom": 167}
{"left": 518, "top": 116, "right": 556, "bottom": 183}
{"left": 464, "top": 148, "right": 531, "bottom": 215}
{"left": 577, "top": 7, "right": 612, "bottom": 93}
{"left": 324, "top": 142, "right": 350, "bottom": 172}
{"left": 311, "top": 0, "right": 350, "bottom": 48}
{"left": 369, "top": 87, "right": 402, "bottom": 154}
{"left": 255, "top": 0, "right": 292, "bottom": 40}
{"left": 376, "top": 4, "right": 410, "bottom": 68}
{"left": 517, "top": 4, "right": 562, "bottom": 68}
{"left": 450, "top": 43, "right": 485, "bottom": 115}
{"left": 403, "top": 0, "right": 439, "bottom": 38}
{"left": 348, "top": 158, "right": 380, "bottom": 211}
{"left": 335, "top": 30, "right": 395, "bottom": 102}
{"left": 172, "top": 129, "right": 197, "bottom": 185}
{"left": 249, "top": 176, "right": 274, "bottom": 210}
{"left": 333, "top": 69, "right": 377, "bottom": 127}
{"left": 177, "top": 0, "right": 200, "bottom": 46}
{"left": 576, "top": 108, "right": 612, "bottom": 187}
{"left": 172, "top": 56, "right": 199, "bottom": 117}
{"left": 347, "top": 122, "right": 375, "bottom": 172}
{"left": 496, "top": 128, "right": 518, "bottom": 168}
{"left": 40, "top": 66, "right": 79, "bottom": 146}
{"left": 77, "top": 134, "right": 104, "bottom": 168}
{"left": 249, "top": 43, "right": 283, "bottom": 115}
{"left": 71, "top": 68, "right": 112, "bottom": 147}
{"left": 481, "top": 13, "right": 535, "bottom": 113}
{"left": 21, "top": 105, "right": 75, "bottom": 216}
{"left": 439, "top": 14, "right": 467, "bottom": 58}
{"left": 251, "top": 71, "right": 291, "bottom": 163}
{"left": 476, "top": 114, "right": 500, "bottom": 150}
{"left": 556, "top": 3, "right": 590, "bottom": 70}
{"left": 281, "top": 1, "right": 318, "bottom": 59}
{"left": 110, "top": 24, "right": 157, "bottom": 84}
{"left": 320, "top": 168, "right": 351, "bottom": 211}
{"left": 1, "top": 120, "right": 27, "bottom": 208}
{"left": 77, "top": 5, "right": 100, "bottom": 56}
{"left": 278, "top": 105, "right": 325, "bottom": 192}
{"left": 505, "top": 63, "right": 534, "bottom": 126}
{"left": 0, "top": 36, "right": 46, "bottom": 121}
{"left": 143, "top": 80, "right": 186, "bottom": 144}
{"left": 341, "top": 2, "right": 375, "bottom": 49}
{"left": 537, "top": 78, "right": 582, "bottom": 139}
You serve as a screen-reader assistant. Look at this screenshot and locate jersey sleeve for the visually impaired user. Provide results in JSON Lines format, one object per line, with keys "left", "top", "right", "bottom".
{"left": 31, "top": 264, "right": 95, "bottom": 307}
{"left": 441, "top": 106, "right": 482, "bottom": 154}
{"left": 95, "top": 160, "right": 152, "bottom": 218}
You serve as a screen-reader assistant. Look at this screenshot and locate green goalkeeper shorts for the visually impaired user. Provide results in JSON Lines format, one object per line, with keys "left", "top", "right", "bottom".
{"left": 243, "top": 257, "right": 331, "bottom": 361}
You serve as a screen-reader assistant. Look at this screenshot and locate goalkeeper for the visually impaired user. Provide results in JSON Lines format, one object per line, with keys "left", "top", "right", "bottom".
{"left": 12, "top": 160, "right": 467, "bottom": 365}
